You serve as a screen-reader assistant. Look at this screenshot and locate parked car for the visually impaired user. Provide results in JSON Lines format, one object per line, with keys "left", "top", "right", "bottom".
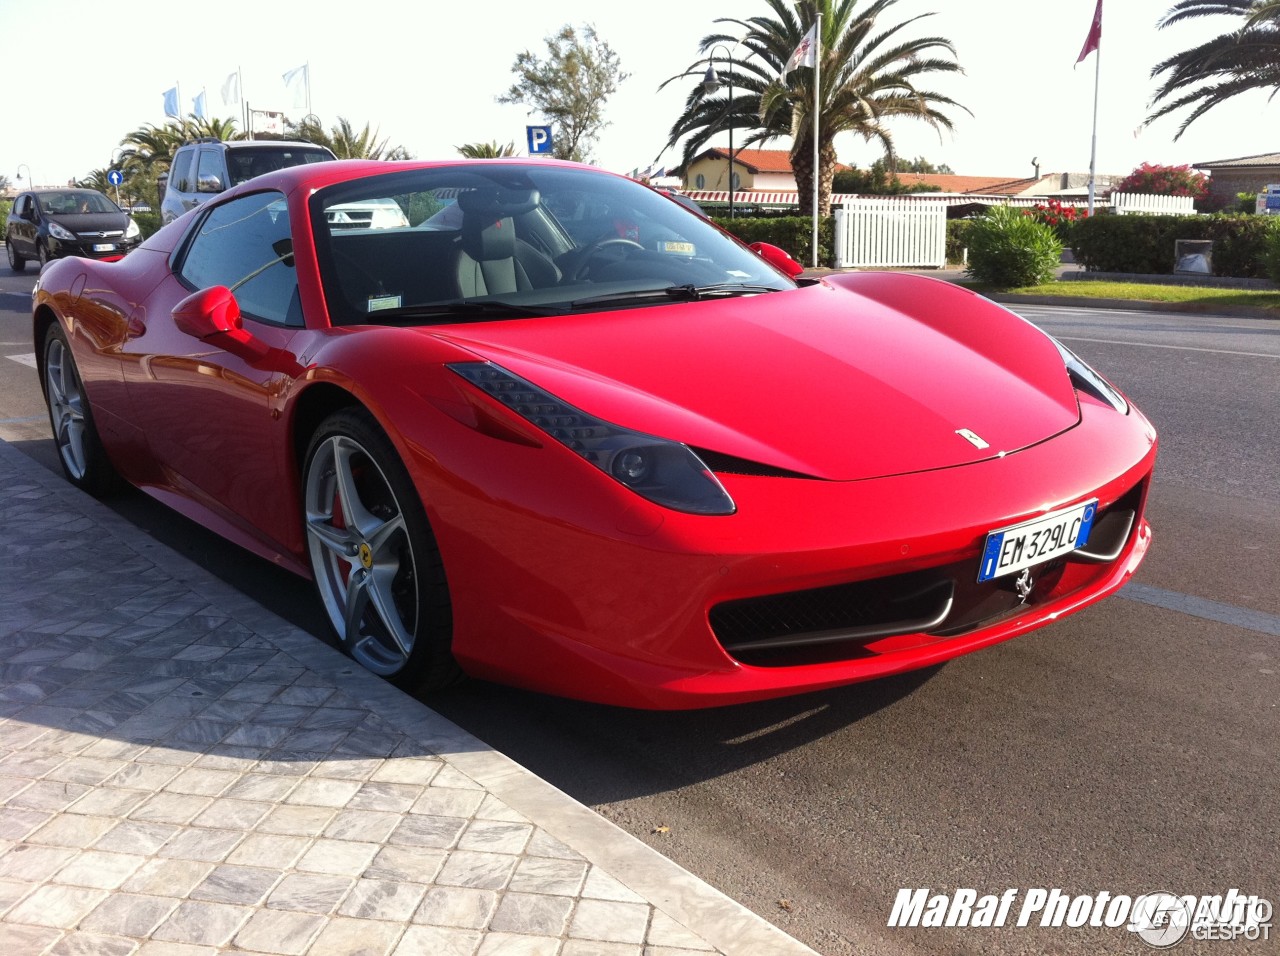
{"left": 32, "top": 159, "right": 1156, "bottom": 709}
{"left": 6, "top": 188, "right": 141, "bottom": 271}
{"left": 160, "top": 139, "right": 336, "bottom": 223}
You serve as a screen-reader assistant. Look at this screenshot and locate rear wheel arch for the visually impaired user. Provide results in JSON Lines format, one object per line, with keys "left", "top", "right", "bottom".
{"left": 32, "top": 305, "right": 61, "bottom": 389}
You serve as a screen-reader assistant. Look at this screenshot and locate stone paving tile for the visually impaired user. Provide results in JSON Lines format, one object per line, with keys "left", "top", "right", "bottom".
{"left": 0, "top": 443, "right": 815, "bottom": 956}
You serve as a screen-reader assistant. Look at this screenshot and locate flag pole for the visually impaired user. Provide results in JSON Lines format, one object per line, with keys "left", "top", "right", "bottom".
{"left": 1087, "top": 43, "right": 1100, "bottom": 215}
{"left": 811, "top": 12, "right": 821, "bottom": 268}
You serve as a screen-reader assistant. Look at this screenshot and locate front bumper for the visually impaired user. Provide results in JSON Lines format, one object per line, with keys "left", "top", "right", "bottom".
{"left": 429, "top": 396, "right": 1157, "bottom": 709}
{"left": 48, "top": 234, "right": 142, "bottom": 262}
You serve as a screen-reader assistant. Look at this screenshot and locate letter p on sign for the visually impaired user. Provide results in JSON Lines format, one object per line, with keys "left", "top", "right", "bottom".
{"left": 527, "top": 126, "right": 553, "bottom": 155}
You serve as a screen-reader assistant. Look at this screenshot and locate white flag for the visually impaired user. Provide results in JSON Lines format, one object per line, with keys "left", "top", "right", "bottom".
{"left": 282, "top": 64, "right": 308, "bottom": 108}
{"left": 221, "top": 72, "right": 240, "bottom": 107}
{"left": 782, "top": 24, "right": 818, "bottom": 81}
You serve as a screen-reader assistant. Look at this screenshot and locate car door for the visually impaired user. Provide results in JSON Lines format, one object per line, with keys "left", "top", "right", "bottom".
{"left": 10, "top": 194, "right": 35, "bottom": 256}
{"left": 119, "top": 189, "right": 308, "bottom": 557}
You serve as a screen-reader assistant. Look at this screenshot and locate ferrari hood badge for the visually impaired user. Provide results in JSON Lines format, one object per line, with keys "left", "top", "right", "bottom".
{"left": 955, "top": 428, "right": 990, "bottom": 450}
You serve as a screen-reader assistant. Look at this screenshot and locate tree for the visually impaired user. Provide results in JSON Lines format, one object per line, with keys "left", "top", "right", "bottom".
{"left": 456, "top": 141, "right": 518, "bottom": 158}
{"left": 0, "top": 174, "right": 10, "bottom": 193}
{"left": 497, "top": 24, "right": 628, "bottom": 163}
{"left": 899, "top": 155, "right": 953, "bottom": 174}
{"left": 833, "top": 158, "right": 942, "bottom": 193}
{"left": 1115, "top": 162, "right": 1209, "bottom": 200}
{"left": 663, "top": 0, "right": 966, "bottom": 216}
{"left": 288, "top": 116, "right": 411, "bottom": 160}
{"left": 1147, "top": 0, "right": 1280, "bottom": 138}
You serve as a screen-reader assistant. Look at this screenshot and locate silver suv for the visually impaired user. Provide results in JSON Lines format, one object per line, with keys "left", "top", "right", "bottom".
{"left": 160, "top": 139, "right": 336, "bottom": 223}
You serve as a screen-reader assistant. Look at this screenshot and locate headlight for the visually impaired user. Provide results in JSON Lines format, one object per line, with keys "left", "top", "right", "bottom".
{"left": 1053, "top": 340, "right": 1128, "bottom": 414}
{"left": 450, "top": 361, "right": 736, "bottom": 515}
{"left": 48, "top": 221, "right": 77, "bottom": 241}
{"left": 126, "top": 219, "right": 140, "bottom": 239}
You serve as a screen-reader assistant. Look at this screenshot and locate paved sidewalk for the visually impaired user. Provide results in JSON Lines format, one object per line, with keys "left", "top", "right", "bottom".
{"left": 0, "top": 440, "right": 818, "bottom": 956}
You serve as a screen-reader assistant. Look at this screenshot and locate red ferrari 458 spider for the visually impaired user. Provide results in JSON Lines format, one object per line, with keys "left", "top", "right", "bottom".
{"left": 32, "top": 159, "right": 1156, "bottom": 708}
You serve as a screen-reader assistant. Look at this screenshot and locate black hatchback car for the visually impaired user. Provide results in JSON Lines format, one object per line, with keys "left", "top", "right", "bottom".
{"left": 5, "top": 188, "right": 141, "bottom": 272}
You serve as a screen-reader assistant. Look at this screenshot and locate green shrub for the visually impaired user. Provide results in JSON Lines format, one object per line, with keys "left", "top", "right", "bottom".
{"left": 1072, "top": 213, "right": 1280, "bottom": 278}
{"left": 713, "top": 215, "right": 835, "bottom": 268}
{"left": 946, "top": 219, "right": 977, "bottom": 265}
{"left": 1263, "top": 229, "right": 1280, "bottom": 285}
{"left": 963, "top": 206, "right": 1062, "bottom": 288}
{"left": 132, "top": 210, "right": 163, "bottom": 240}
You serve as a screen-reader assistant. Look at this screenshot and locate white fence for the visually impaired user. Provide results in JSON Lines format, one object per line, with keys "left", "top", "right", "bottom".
{"left": 832, "top": 198, "right": 948, "bottom": 268}
{"left": 1110, "top": 192, "right": 1196, "bottom": 216}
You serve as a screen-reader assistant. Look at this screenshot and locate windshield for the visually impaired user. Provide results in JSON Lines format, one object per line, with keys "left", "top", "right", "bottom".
{"left": 226, "top": 147, "right": 333, "bottom": 186}
{"left": 311, "top": 164, "right": 796, "bottom": 325}
{"left": 40, "top": 191, "right": 119, "bottom": 215}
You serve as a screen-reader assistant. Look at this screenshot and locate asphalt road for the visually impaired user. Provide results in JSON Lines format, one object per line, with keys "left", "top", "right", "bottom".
{"left": 2, "top": 260, "right": 1277, "bottom": 955}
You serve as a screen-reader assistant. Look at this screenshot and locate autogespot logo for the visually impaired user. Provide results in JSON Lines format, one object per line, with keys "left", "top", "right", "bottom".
{"left": 1129, "top": 892, "right": 1193, "bottom": 948}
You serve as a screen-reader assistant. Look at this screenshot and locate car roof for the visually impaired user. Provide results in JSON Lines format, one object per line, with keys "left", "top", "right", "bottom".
{"left": 216, "top": 140, "right": 330, "bottom": 151}
{"left": 213, "top": 157, "right": 604, "bottom": 201}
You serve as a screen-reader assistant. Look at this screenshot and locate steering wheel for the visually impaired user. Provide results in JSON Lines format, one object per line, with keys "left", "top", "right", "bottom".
{"left": 571, "top": 237, "right": 644, "bottom": 280}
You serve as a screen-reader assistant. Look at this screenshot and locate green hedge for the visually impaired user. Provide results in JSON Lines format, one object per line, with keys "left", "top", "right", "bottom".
{"left": 713, "top": 216, "right": 835, "bottom": 268}
{"left": 1072, "top": 213, "right": 1280, "bottom": 279}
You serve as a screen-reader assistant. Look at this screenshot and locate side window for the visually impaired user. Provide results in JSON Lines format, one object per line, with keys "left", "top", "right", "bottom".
{"left": 196, "top": 148, "right": 225, "bottom": 192}
{"left": 169, "top": 150, "right": 194, "bottom": 193}
{"left": 15, "top": 196, "right": 28, "bottom": 217}
{"left": 179, "top": 192, "right": 302, "bottom": 327}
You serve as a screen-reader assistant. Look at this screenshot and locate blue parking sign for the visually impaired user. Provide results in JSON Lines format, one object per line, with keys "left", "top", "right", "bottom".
{"left": 526, "top": 126, "right": 553, "bottom": 155}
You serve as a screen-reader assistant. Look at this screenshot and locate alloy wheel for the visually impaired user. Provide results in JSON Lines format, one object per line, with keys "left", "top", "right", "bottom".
{"left": 304, "top": 433, "right": 420, "bottom": 676}
{"left": 44, "top": 336, "right": 89, "bottom": 480}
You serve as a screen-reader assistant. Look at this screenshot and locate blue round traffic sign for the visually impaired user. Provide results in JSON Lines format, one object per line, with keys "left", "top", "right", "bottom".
{"left": 108, "top": 169, "right": 124, "bottom": 186}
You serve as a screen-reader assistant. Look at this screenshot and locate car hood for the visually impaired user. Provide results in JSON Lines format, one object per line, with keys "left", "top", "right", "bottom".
{"left": 50, "top": 213, "right": 129, "bottom": 234}
{"left": 433, "top": 275, "right": 1081, "bottom": 482}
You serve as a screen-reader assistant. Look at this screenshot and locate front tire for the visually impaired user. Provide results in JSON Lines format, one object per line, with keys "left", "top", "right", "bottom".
{"left": 6, "top": 237, "right": 25, "bottom": 273}
{"left": 302, "top": 408, "right": 461, "bottom": 691}
{"left": 42, "top": 324, "right": 122, "bottom": 497}
{"left": 37, "top": 241, "right": 50, "bottom": 268}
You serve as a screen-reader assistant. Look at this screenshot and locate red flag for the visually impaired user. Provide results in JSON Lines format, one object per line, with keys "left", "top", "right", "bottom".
{"left": 1076, "top": 0, "right": 1102, "bottom": 64}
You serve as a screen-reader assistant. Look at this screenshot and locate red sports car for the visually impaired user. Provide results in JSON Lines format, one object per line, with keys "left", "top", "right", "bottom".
{"left": 32, "top": 159, "right": 1156, "bottom": 709}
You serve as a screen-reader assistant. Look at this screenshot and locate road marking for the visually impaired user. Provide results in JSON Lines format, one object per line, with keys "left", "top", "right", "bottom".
{"left": 7, "top": 353, "right": 37, "bottom": 368}
{"left": 1054, "top": 334, "right": 1278, "bottom": 360}
{"left": 1120, "top": 583, "right": 1280, "bottom": 637}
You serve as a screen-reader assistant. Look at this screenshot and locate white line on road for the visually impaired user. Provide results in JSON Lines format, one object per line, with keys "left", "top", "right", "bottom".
{"left": 1120, "top": 583, "right": 1280, "bottom": 637}
{"left": 1055, "top": 334, "right": 1278, "bottom": 360}
{"left": 6, "top": 353, "right": 37, "bottom": 368}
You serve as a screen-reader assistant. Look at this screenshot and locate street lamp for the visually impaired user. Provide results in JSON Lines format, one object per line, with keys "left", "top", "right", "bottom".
{"left": 701, "top": 45, "right": 737, "bottom": 219}
{"left": 16, "top": 164, "right": 33, "bottom": 189}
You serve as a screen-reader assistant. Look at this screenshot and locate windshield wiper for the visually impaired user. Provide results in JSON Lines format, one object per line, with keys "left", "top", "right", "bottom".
{"left": 370, "top": 300, "right": 567, "bottom": 322}
{"left": 570, "top": 283, "right": 782, "bottom": 309}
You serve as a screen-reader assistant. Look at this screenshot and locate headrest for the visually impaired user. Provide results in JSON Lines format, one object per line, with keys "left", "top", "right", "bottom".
{"left": 462, "top": 216, "right": 516, "bottom": 261}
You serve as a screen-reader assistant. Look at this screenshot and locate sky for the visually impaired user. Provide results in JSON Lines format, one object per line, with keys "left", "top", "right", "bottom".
{"left": 3, "top": 0, "right": 1276, "bottom": 190}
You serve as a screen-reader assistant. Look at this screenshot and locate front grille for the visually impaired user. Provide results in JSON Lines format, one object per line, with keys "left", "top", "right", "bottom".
{"left": 711, "top": 478, "right": 1147, "bottom": 667}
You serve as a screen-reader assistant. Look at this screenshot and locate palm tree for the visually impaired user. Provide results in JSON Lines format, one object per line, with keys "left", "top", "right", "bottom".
{"left": 662, "top": 0, "right": 966, "bottom": 216}
{"left": 1147, "top": 0, "right": 1280, "bottom": 138}
{"left": 289, "top": 116, "right": 411, "bottom": 160}
{"left": 456, "top": 141, "right": 518, "bottom": 158}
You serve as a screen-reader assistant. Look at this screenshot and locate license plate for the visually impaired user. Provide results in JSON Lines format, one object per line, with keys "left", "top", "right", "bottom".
{"left": 977, "top": 500, "right": 1098, "bottom": 582}
{"left": 93, "top": 243, "right": 117, "bottom": 252}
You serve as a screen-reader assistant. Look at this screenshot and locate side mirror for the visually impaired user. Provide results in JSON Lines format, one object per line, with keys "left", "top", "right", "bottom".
{"left": 196, "top": 173, "right": 224, "bottom": 194}
{"left": 750, "top": 241, "right": 805, "bottom": 278}
{"left": 173, "top": 286, "right": 270, "bottom": 361}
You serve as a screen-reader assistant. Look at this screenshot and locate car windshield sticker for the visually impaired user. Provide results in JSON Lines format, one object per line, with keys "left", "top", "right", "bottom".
{"left": 367, "top": 294, "right": 403, "bottom": 312}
